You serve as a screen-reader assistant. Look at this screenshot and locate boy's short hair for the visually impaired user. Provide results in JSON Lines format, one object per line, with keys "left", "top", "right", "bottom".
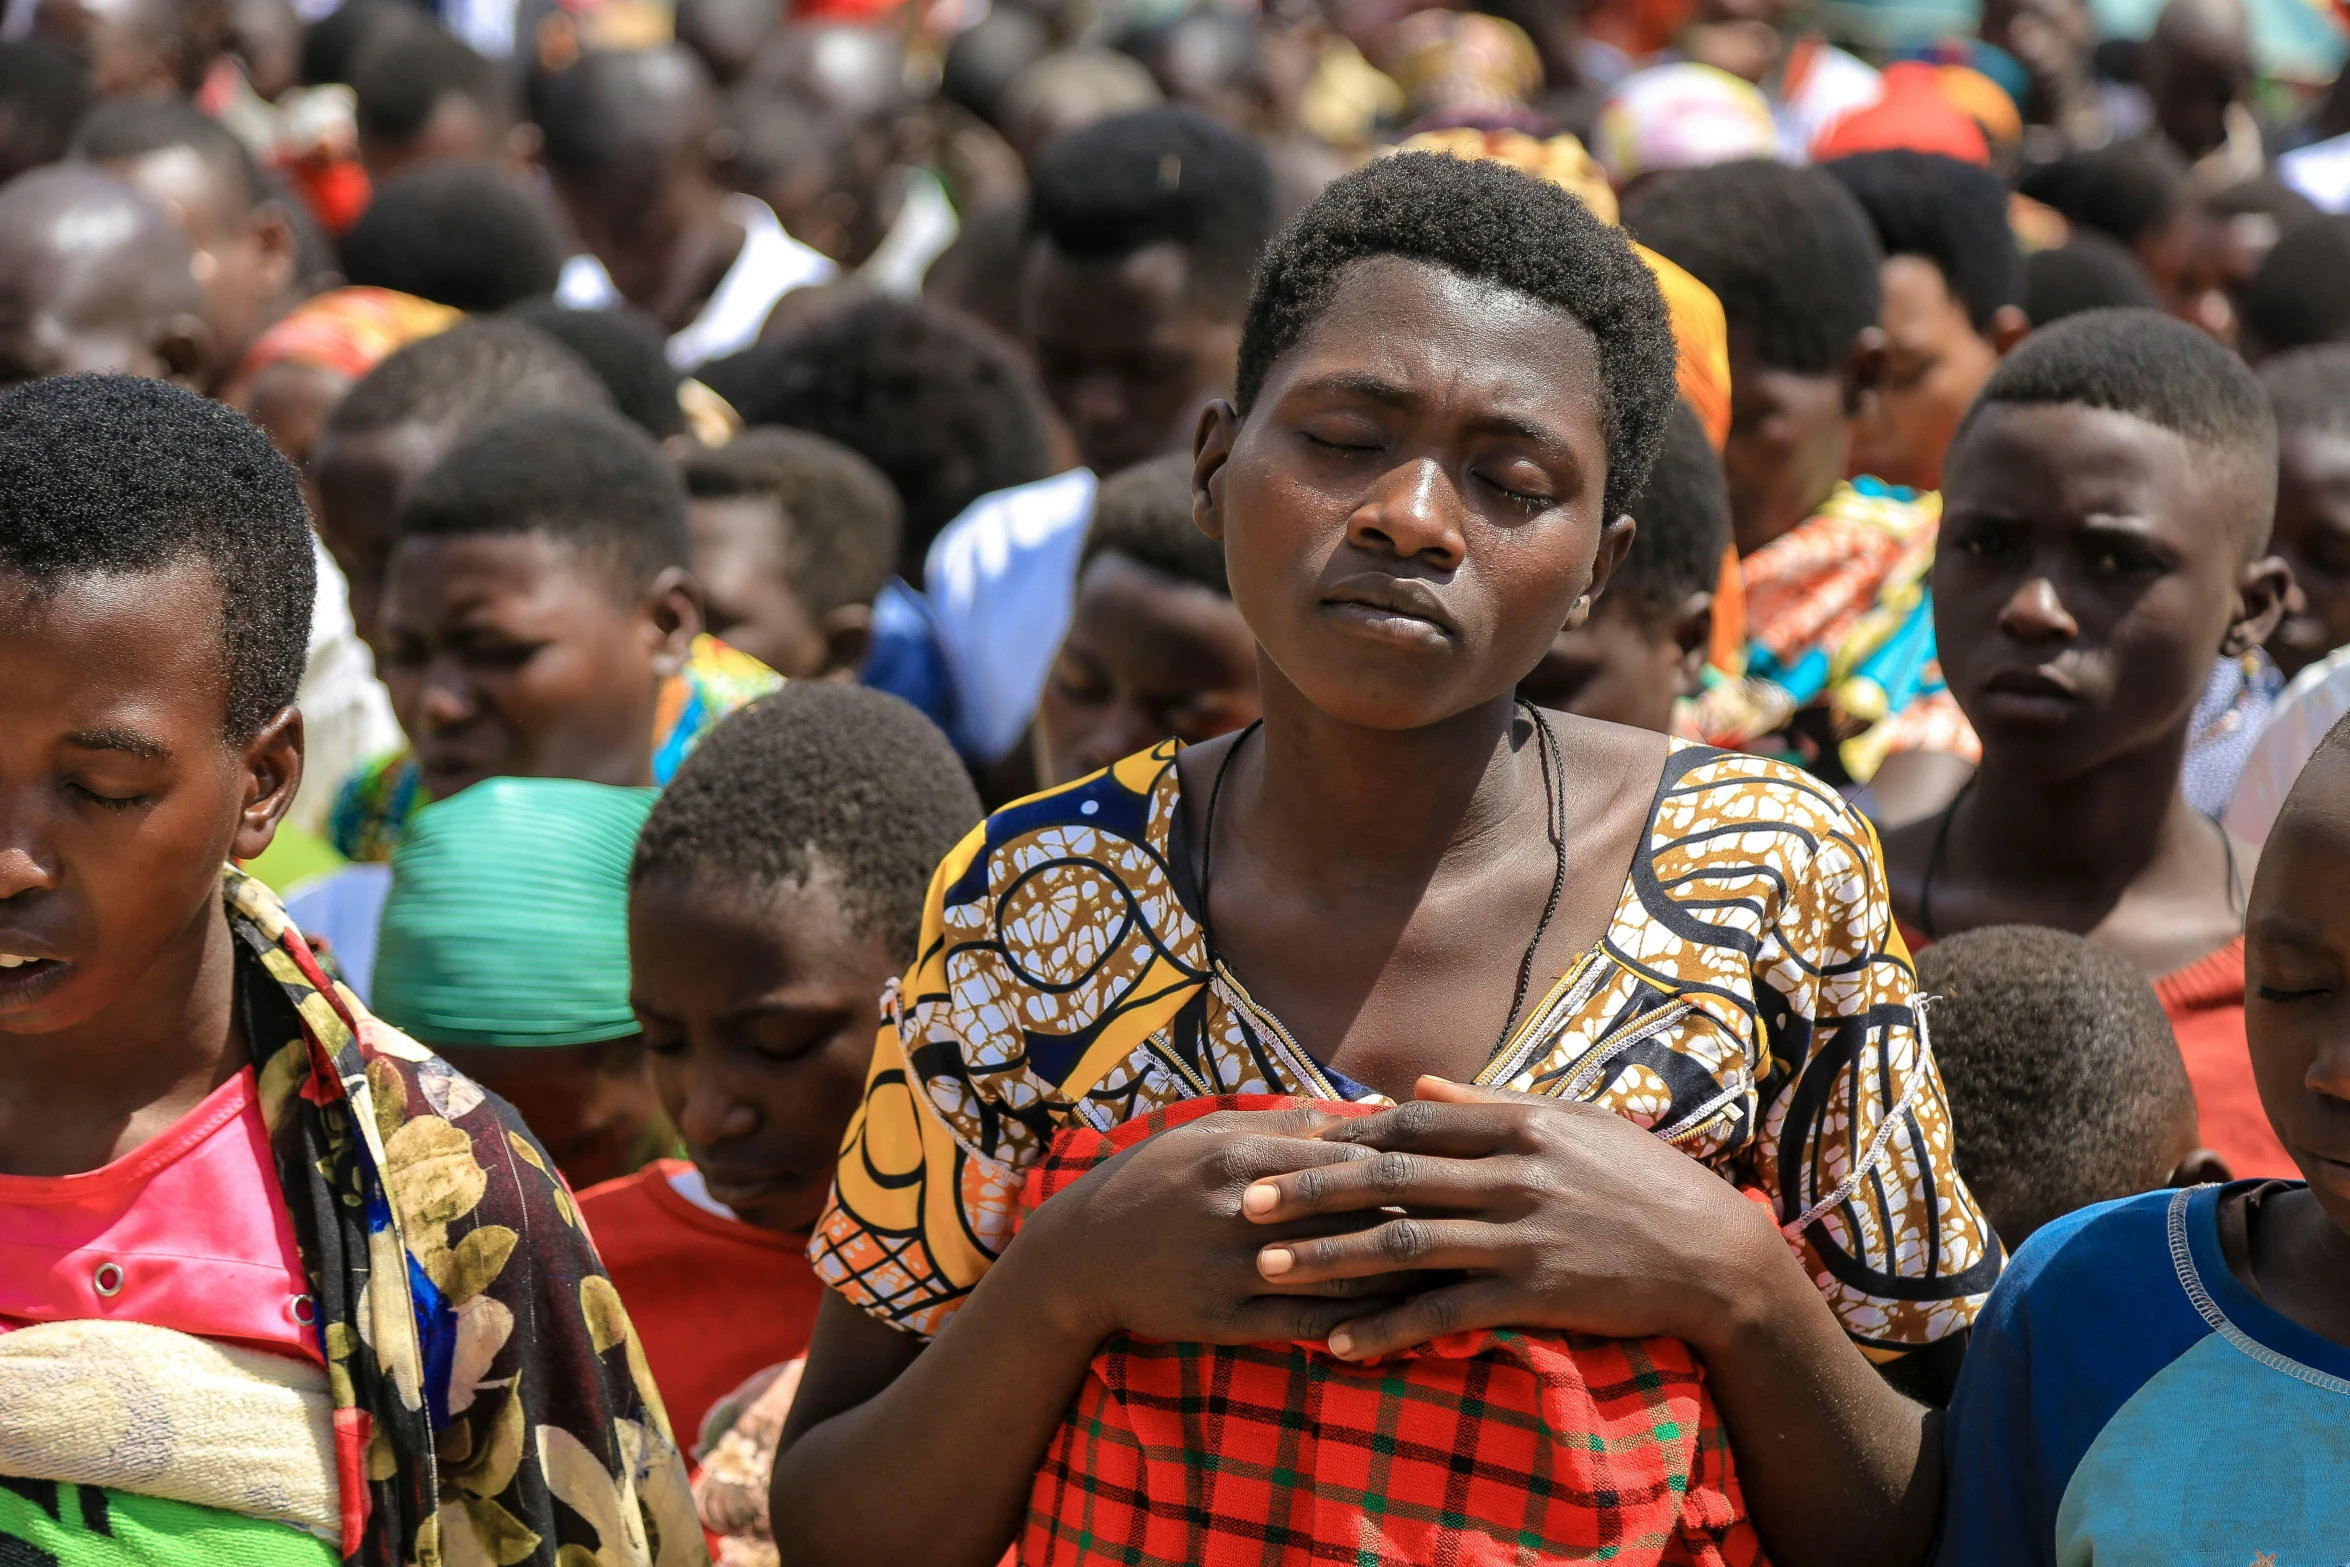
{"left": 1612, "top": 400, "right": 1730, "bottom": 623}
{"left": 2242, "top": 216, "right": 2350, "bottom": 358}
{"left": 1241, "top": 150, "right": 1678, "bottom": 524}
{"left": 2260, "top": 343, "right": 2350, "bottom": 440}
{"left": 1027, "top": 105, "right": 1276, "bottom": 318}
{"left": 506, "top": 300, "right": 685, "bottom": 441}
{"left": 2018, "top": 138, "right": 2184, "bottom": 250}
{"left": 1621, "top": 159, "right": 1883, "bottom": 381}
{"left": 353, "top": 27, "right": 509, "bottom": 149}
{"left": 680, "top": 427, "right": 901, "bottom": 615}
{"left": 0, "top": 41, "right": 96, "bottom": 181}
{"left": 1080, "top": 452, "right": 1225, "bottom": 595}
{"left": 1821, "top": 150, "right": 2022, "bottom": 334}
{"left": 1966, "top": 307, "right": 2277, "bottom": 545}
{"left": 396, "top": 405, "right": 691, "bottom": 592}
{"left": 2022, "top": 231, "right": 2160, "bottom": 327}
{"left": 71, "top": 95, "right": 261, "bottom": 206}
{"left": 631, "top": 684, "right": 983, "bottom": 964}
{"left": 324, "top": 317, "right": 611, "bottom": 440}
{"left": 1916, "top": 925, "right": 2192, "bottom": 1245}
{"left": 0, "top": 375, "right": 312, "bottom": 739}
{"left": 718, "top": 298, "right": 1058, "bottom": 563}
{"left": 341, "top": 161, "right": 565, "bottom": 312}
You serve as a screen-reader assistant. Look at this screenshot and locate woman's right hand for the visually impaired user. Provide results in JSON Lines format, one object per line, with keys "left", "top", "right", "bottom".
{"left": 1013, "top": 1104, "right": 1439, "bottom": 1349}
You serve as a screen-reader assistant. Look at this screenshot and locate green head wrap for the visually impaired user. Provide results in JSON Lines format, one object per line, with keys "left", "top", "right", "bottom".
{"left": 372, "top": 777, "right": 659, "bottom": 1048}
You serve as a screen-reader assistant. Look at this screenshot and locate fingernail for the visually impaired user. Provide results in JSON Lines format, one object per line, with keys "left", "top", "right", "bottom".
{"left": 1242, "top": 1182, "right": 1281, "bottom": 1215}
{"left": 1327, "top": 1329, "right": 1354, "bottom": 1357}
{"left": 1257, "top": 1247, "right": 1294, "bottom": 1277}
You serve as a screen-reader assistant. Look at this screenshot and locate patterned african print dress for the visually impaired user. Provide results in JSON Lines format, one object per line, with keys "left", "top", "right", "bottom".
{"left": 807, "top": 739, "right": 2000, "bottom": 1565}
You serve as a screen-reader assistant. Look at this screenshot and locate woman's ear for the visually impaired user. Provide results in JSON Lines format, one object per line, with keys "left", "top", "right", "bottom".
{"left": 231, "top": 706, "right": 306, "bottom": 864}
{"left": 1563, "top": 514, "right": 1638, "bottom": 632}
{"left": 644, "top": 567, "right": 707, "bottom": 677}
{"left": 1192, "top": 399, "right": 1239, "bottom": 543}
{"left": 2222, "top": 554, "right": 2294, "bottom": 656}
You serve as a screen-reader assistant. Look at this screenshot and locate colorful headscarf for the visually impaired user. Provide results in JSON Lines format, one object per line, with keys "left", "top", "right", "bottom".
{"left": 1380, "top": 8, "right": 1544, "bottom": 118}
{"left": 1593, "top": 63, "right": 1778, "bottom": 187}
{"left": 372, "top": 777, "right": 658, "bottom": 1048}
{"left": 235, "top": 286, "right": 461, "bottom": 386}
{"left": 1811, "top": 61, "right": 1992, "bottom": 165}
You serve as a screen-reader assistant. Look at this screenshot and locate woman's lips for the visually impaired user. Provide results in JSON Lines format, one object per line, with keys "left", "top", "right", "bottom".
{"left": 1320, "top": 576, "right": 1457, "bottom": 646}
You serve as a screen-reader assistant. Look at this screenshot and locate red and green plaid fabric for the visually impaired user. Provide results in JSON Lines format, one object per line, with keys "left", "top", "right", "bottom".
{"left": 1015, "top": 1097, "right": 1768, "bottom": 1567}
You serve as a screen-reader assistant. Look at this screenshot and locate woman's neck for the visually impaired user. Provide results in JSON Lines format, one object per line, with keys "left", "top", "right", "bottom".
{"left": 0, "top": 899, "right": 248, "bottom": 1177}
{"left": 1236, "top": 676, "right": 1533, "bottom": 902}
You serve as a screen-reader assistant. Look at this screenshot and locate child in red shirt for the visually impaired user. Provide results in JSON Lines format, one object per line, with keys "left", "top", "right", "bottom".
{"left": 585, "top": 684, "right": 981, "bottom": 1534}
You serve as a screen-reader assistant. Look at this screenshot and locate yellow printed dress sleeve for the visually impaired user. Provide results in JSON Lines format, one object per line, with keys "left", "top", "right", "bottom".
{"left": 806, "top": 744, "right": 1213, "bottom": 1339}
{"left": 1743, "top": 781, "right": 2003, "bottom": 1360}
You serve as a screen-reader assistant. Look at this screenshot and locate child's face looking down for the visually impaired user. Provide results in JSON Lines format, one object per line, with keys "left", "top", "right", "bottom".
{"left": 628, "top": 868, "right": 898, "bottom": 1234}
{"left": 2266, "top": 425, "right": 2350, "bottom": 681}
{"left": 1933, "top": 401, "right": 2288, "bottom": 781}
{"left": 1195, "top": 255, "right": 1629, "bottom": 731}
{"left": 1035, "top": 550, "right": 1260, "bottom": 787}
{"left": 377, "top": 532, "right": 699, "bottom": 802}
{"left": 2246, "top": 747, "right": 2350, "bottom": 1235}
{"left": 0, "top": 561, "right": 299, "bottom": 1034}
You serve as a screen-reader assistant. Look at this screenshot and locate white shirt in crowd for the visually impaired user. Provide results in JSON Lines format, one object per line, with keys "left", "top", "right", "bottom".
{"left": 556, "top": 194, "right": 835, "bottom": 371}
{"left": 2225, "top": 644, "right": 2350, "bottom": 846}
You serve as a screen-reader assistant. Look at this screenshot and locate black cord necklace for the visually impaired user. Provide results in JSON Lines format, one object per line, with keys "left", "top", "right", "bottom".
{"left": 1198, "top": 699, "right": 1572, "bottom": 1061}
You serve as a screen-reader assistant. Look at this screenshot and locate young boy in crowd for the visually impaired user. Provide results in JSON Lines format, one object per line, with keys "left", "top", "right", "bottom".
{"left": 70, "top": 98, "right": 306, "bottom": 397}
{"left": 368, "top": 776, "right": 667, "bottom": 1189}
{"left": 1916, "top": 925, "right": 2229, "bottom": 1250}
{"left": 1883, "top": 308, "right": 2297, "bottom": 1180}
{"left": 2254, "top": 343, "right": 2350, "bottom": 684}
{"left": 0, "top": 166, "right": 207, "bottom": 390}
{"left": 339, "top": 161, "right": 568, "bottom": 316}
{"left": 775, "top": 151, "right": 1995, "bottom": 1567}
{"left": 1624, "top": 160, "right": 1975, "bottom": 816}
{"left": 0, "top": 375, "right": 694, "bottom": 1567}
{"left": 1031, "top": 452, "right": 1259, "bottom": 787}
{"left": 584, "top": 686, "right": 981, "bottom": 1512}
{"left": 679, "top": 428, "right": 902, "bottom": 682}
{"left": 1820, "top": 150, "right": 2030, "bottom": 495}
{"left": 1935, "top": 716, "right": 2350, "bottom": 1560}
{"left": 1519, "top": 400, "right": 1729, "bottom": 736}
{"left": 309, "top": 316, "right": 611, "bottom": 651}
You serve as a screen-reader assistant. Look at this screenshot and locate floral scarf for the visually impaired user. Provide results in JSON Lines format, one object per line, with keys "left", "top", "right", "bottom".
{"left": 227, "top": 869, "right": 703, "bottom": 1566}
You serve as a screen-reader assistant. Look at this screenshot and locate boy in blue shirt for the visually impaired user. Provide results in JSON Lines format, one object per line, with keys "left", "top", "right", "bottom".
{"left": 1935, "top": 712, "right": 2350, "bottom": 1562}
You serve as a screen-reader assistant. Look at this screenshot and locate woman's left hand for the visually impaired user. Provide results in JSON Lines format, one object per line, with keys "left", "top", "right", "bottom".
{"left": 1242, "top": 1075, "right": 1790, "bottom": 1361}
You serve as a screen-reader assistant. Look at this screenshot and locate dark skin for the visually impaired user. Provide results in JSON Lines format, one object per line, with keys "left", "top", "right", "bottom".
{"left": 687, "top": 494, "right": 870, "bottom": 681}
{"left": 2142, "top": 0, "right": 2251, "bottom": 165}
{"left": 546, "top": 51, "right": 744, "bottom": 336}
{"left": 2237, "top": 746, "right": 2350, "bottom": 1348}
{"left": 92, "top": 144, "right": 302, "bottom": 396}
{"left": 1020, "top": 240, "right": 1245, "bottom": 478}
{"left": 1517, "top": 588, "right": 1713, "bottom": 736}
{"left": 772, "top": 255, "right": 1944, "bottom": 1567}
{"left": 0, "top": 172, "right": 211, "bottom": 391}
{"left": 375, "top": 533, "right": 701, "bottom": 803}
{"left": 2265, "top": 426, "right": 2350, "bottom": 681}
{"left": 1883, "top": 403, "right": 2292, "bottom": 977}
{"left": 628, "top": 867, "right": 900, "bottom": 1234}
{"left": 1032, "top": 551, "right": 1261, "bottom": 787}
{"left": 31, "top": 0, "right": 206, "bottom": 97}
{"left": 1722, "top": 320, "right": 1885, "bottom": 557}
{"left": 309, "top": 419, "right": 457, "bottom": 649}
{"left": 1849, "top": 255, "right": 2028, "bottom": 494}
{"left": 0, "top": 560, "right": 301, "bottom": 1179}
{"left": 432, "top": 1036, "right": 667, "bottom": 1192}
{"left": 233, "top": 360, "right": 351, "bottom": 469}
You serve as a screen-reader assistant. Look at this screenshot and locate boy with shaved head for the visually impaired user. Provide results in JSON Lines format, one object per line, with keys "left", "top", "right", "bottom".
{"left": 545, "top": 45, "right": 833, "bottom": 369}
{"left": 0, "top": 165, "right": 207, "bottom": 388}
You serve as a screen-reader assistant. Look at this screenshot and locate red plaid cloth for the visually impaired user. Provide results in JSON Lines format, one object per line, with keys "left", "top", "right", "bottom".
{"left": 1015, "top": 1096, "right": 1768, "bottom": 1567}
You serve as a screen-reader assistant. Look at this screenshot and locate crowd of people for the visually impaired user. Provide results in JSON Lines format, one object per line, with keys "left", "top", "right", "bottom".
{"left": 1, "top": 0, "right": 2348, "bottom": 1558}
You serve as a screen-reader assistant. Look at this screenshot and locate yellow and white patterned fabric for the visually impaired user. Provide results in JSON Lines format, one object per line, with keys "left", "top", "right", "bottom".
{"left": 810, "top": 739, "right": 2001, "bottom": 1359}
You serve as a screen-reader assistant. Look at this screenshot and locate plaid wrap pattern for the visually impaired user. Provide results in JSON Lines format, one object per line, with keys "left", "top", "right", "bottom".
{"left": 1014, "top": 1098, "right": 1767, "bottom": 1567}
